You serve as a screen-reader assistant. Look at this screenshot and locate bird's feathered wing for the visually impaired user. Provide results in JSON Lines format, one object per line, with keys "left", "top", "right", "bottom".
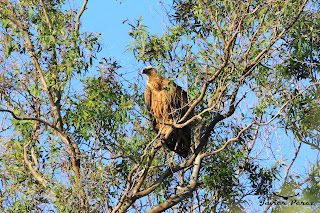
{"left": 144, "top": 85, "right": 157, "bottom": 129}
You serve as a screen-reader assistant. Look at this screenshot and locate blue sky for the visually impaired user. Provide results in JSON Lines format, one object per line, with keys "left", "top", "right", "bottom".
{"left": 81, "top": 0, "right": 170, "bottom": 72}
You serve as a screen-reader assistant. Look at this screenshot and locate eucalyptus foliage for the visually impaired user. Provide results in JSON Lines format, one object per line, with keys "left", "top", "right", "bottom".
{"left": 0, "top": 0, "right": 320, "bottom": 212}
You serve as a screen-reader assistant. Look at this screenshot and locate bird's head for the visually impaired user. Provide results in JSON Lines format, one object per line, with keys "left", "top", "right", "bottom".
{"left": 141, "top": 66, "right": 157, "bottom": 76}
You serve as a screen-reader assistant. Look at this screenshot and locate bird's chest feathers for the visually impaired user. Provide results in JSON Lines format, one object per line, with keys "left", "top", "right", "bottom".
{"left": 147, "top": 83, "right": 170, "bottom": 118}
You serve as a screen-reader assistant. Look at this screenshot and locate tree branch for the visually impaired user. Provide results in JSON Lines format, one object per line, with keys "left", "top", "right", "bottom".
{"left": 23, "top": 142, "right": 57, "bottom": 200}
{"left": 0, "top": 108, "right": 69, "bottom": 141}
{"left": 39, "top": 0, "right": 53, "bottom": 33}
{"left": 145, "top": 151, "right": 203, "bottom": 212}
{"left": 75, "top": 0, "right": 88, "bottom": 33}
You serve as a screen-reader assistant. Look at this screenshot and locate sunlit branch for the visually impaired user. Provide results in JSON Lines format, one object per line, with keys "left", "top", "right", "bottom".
{"left": 0, "top": 107, "right": 69, "bottom": 142}
{"left": 145, "top": 154, "right": 202, "bottom": 212}
{"left": 202, "top": 80, "right": 319, "bottom": 157}
{"left": 23, "top": 141, "right": 57, "bottom": 200}
{"left": 202, "top": 121, "right": 256, "bottom": 157}
{"left": 132, "top": 142, "right": 162, "bottom": 195}
{"left": 75, "top": 0, "right": 88, "bottom": 33}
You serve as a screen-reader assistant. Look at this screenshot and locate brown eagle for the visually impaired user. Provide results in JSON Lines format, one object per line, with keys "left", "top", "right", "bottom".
{"left": 141, "top": 66, "right": 192, "bottom": 157}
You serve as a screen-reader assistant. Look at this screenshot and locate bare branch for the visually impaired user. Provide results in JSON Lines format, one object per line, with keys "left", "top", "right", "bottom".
{"left": 75, "top": 0, "right": 88, "bottom": 33}
{"left": 0, "top": 107, "right": 70, "bottom": 142}
{"left": 145, "top": 154, "right": 202, "bottom": 212}
{"left": 202, "top": 121, "right": 256, "bottom": 157}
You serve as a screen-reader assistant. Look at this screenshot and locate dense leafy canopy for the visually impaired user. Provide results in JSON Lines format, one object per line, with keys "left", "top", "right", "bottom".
{"left": 0, "top": 0, "right": 319, "bottom": 212}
